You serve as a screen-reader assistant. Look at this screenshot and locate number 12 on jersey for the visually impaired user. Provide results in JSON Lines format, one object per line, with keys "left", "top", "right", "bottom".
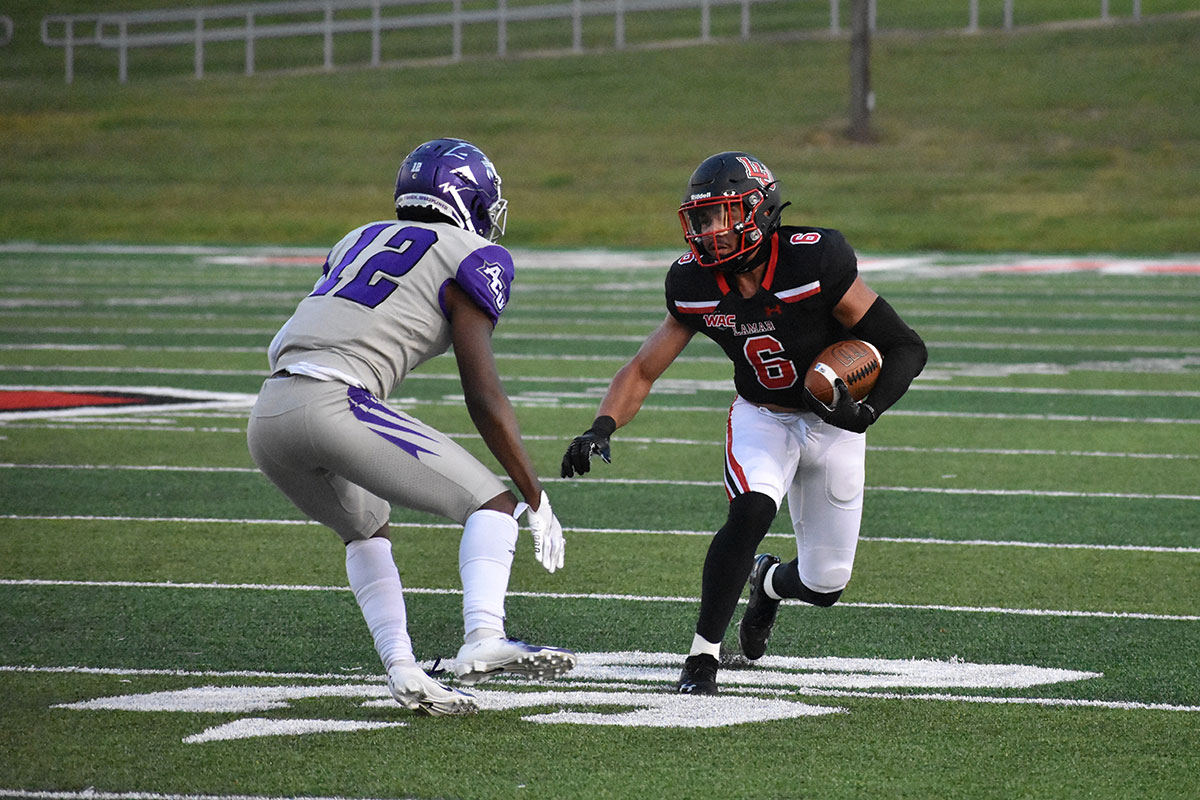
{"left": 311, "top": 226, "right": 439, "bottom": 309}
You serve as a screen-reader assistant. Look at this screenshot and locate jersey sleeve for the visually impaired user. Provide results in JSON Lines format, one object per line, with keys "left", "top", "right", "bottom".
{"left": 818, "top": 229, "right": 859, "bottom": 306}
{"left": 665, "top": 265, "right": 685, "bottom": 323}
{"left": 664, "top": 258, "right": 707, "bottom": 330}
{"left": 450, "top": 244, "right": 515, "bottom": 325}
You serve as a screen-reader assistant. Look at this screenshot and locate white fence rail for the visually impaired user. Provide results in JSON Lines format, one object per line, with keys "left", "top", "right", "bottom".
{"left": 40, "top": 0, "right": 1148, "bottom": 84}
{"left": 41, "top": 0, "right": 788, "bottom": 83}
{"left": 965, "top": 0, "right": 1141, "bottom": 32}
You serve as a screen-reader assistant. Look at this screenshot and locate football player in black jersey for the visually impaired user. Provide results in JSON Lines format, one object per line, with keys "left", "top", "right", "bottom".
{"left": 562, "top": 151, "right": 927, "bottom": 694}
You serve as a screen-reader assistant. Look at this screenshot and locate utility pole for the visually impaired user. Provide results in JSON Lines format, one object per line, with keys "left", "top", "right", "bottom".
{"left": 847, "top": 0, "right": 875, "bottom": 142}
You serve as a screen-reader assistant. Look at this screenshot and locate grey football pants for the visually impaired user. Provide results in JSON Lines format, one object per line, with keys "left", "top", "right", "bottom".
{"left": 247, "top": 375, "right": 507, "bottom": 542}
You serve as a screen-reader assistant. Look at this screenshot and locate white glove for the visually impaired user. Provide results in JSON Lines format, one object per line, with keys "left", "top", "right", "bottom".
{"left": 514, "top": 490, "right": 565, "bottom": 573}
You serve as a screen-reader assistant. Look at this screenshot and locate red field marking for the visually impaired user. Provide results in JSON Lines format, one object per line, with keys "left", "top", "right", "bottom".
{"left": 0, "top": 390, "right": 146, "bottom": 411}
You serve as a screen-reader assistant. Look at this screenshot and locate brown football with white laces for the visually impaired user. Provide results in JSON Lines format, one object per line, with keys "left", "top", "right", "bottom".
{"left": 805, "top": 339, "right": 883, "bottom": 406}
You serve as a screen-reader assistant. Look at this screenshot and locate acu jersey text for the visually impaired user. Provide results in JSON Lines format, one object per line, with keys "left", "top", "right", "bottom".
{"left": 268, "top": 220, "right": 514, "bottom": 399}
{"left": 666, "top": 226, "right": 858, "bottom": 409}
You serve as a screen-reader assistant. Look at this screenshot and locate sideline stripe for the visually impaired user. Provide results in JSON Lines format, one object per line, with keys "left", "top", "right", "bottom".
{"left": 2, "top": 514, "right": 1197, "bottom": 554}
{"left": 1, "top": 578, "right": 1196, "bottom": 622}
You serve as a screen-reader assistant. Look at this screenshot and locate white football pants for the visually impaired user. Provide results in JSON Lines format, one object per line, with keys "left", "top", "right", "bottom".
{"left": 724, "top": 395, "right": 866, "bottom": 594}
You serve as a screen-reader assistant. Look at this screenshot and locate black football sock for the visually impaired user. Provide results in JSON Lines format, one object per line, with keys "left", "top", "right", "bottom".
{"left": 695, "top": 491, "right": 777, "bottom": 643}
{"left": 770, "top": 559, "right": 844, "bottom": 607}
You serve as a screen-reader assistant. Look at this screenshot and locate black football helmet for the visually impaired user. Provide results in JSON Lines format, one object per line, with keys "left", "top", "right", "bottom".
{"left": 678, "top": 151, "right": 785, "bottom": 273}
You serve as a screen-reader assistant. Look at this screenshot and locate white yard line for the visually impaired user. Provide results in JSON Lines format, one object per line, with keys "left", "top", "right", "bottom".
{"left": 1, "top": 577, "right": 1196, "bottom": 622}
{"left": 2, "top": 514, "right": 1197, "bottom": 554}
{"left": 3, "top": 395, "right": 1198, "bottom": 425}
{"left": 5, "top": 355, "right": 1200, "bottom": 396}
{"left": 1, "top": 463, "right": 1198, "bottom": 500}
{"left": 10, "top": 325, "right": 1200, "bottom": 356}
{"left": 8, "top": 421, "right": 1196, "bottom": 461}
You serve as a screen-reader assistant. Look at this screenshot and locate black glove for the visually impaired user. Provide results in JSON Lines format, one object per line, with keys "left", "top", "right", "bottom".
{"left": 803, "top": 378, "right": 877, "bottom": 434}
{"left": 561, "top": 415, "right": 615, "bottom": 477}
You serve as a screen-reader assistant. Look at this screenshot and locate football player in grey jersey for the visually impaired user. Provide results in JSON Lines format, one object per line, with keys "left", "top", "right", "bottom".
{"left": 562, "top": 152, "right": 926, "bottom": 695}
{"left": 248, "top": 139, "right": 575, "bottom": 716}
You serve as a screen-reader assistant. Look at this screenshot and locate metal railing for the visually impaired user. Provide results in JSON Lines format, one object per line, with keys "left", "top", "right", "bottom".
{"left": 41, "top": 0, "right": 789, "bottom": 83}
{"left": 40, "top": 0, "right": 1150, "bottom": 84}
{"left": 966, "top": 0, "right": 1141, "bottom": 32}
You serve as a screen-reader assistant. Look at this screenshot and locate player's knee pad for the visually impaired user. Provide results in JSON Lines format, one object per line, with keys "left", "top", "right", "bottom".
{"left": 799, "top": 556, "right": 854, "bottom": 598}
{"left": 824, "top": 439, "right": 865, "bottom": 509}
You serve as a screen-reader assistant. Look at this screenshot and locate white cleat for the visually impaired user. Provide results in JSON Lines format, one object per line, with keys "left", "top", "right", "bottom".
{"left": 387, "top": 664, "right": 478, "bottom": 716}
{"left": 453, "top": 636, "right": 577, "bottom": 685}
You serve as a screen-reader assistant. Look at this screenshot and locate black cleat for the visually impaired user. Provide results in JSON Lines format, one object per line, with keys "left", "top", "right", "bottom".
{"left": 675, "top": 653, "right": 719, "bottom": 695}
{"left": 738, "top": 553, "right": 782, "bottom": 660}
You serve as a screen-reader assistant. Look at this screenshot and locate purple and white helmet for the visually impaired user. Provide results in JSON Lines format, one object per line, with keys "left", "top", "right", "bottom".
{"left": 393, "top": 138, "right": 508, "bottom": 242}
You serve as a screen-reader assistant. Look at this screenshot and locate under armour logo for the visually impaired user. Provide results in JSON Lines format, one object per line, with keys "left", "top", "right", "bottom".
{"left": 765, "top": 304, "right": 782, "bottom": 316}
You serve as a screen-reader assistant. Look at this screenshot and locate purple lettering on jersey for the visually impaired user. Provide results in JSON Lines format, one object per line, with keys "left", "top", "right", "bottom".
{"left": 348, "top": 387, "right": 438, "bottom": 460}
{"left": 444, "top": 244, "right": 514, "bottom": 324}
{"left": 311, "top": 223, "right": 391, "bottom": 296}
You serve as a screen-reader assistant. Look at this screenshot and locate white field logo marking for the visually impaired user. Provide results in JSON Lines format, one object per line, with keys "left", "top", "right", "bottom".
{"left": 52, "top": 651, "right": 1102, "bottom": 740}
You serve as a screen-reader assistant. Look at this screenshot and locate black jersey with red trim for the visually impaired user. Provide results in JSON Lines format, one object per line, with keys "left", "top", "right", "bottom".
{"left": 665, "top": 226, "right": 858, "bottom": 409}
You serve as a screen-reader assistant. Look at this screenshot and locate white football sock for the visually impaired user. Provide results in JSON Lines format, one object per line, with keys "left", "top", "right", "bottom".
{"left": 763, "top": 562, "right": 783, "bottom": 600}
{"left": 345, "top": 537, "right": 415, "bottom": 671}
{"left": 689, "top": 632, "right": 721, "bottom": 659}
{"left": 459, "top": 509, "right": 518, "bottom": 642}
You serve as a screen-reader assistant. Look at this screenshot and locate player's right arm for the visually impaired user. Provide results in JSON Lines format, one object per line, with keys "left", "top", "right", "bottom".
{"left": 597, "top": 313, "right": 694, "bottom": 427}
{"left": 561, "top": 314, "right": 694, "bottom": 477}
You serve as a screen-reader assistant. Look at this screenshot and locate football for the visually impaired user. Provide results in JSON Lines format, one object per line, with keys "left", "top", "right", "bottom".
{"left": 805, "top": 339, "right": 883, "bottom": 406}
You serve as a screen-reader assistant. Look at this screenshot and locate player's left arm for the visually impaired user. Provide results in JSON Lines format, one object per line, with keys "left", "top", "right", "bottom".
{"left": 833, "top": 277, "right": 928, "bottom": 418}
{"left": 445, "top": 280, "right": 543, "bottom": 506}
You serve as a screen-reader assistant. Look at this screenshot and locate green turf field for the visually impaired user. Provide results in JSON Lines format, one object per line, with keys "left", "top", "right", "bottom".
{"left": 1, "top": 2, "right": 1198, "bottom": 797}
{"left": 1, "top": 245, "right": 1197, "bottom": 799}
